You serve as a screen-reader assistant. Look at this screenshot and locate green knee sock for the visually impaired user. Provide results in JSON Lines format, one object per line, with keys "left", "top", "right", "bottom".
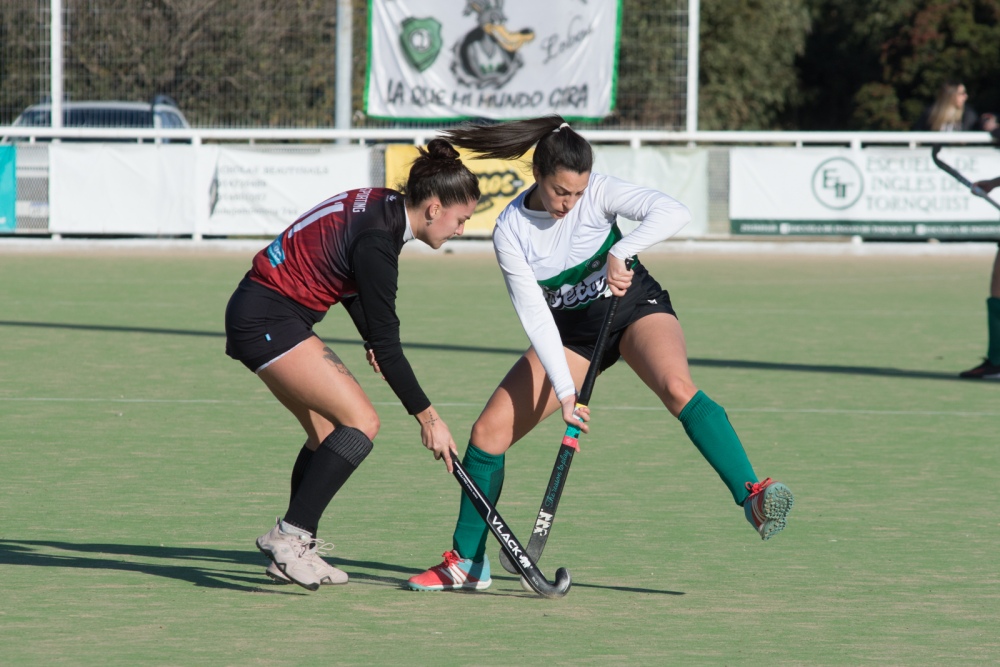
{"left": 678, "top": 391, "right": 758, "bottom": 505}
{"left": 452, "top": 443, "right": 505, "bottom": 562}
{"left": 987, "top": 297, "right": 1000, "bottom": 364}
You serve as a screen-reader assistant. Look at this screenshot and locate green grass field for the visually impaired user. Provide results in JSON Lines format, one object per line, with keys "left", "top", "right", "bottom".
{"left": 1, "top": 245, "right": 998, "bottom": 666}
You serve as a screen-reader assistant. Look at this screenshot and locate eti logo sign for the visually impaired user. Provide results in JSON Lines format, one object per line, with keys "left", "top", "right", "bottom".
{"left": 811, "top": 157, "right": 864, "bottom": 210}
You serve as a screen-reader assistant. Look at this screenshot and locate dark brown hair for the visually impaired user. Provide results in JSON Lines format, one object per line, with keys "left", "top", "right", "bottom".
{"left": 441, "top": 115, "right": 593, "bottom": 178}
{"left": 404, "top": 138, "right": 480, "bottom": 207}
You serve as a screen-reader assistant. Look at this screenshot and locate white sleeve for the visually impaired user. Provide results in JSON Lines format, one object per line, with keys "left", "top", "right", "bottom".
{"left": 592, "top": 173, "right": 692, "bottom": 260}
{"left": 493, "top": 223, "right": 577, "bottom": 402}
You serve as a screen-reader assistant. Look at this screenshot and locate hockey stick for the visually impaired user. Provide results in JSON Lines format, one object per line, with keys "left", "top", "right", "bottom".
{"left": 931, "top": 146, "right": 1000, "bottom": 212}
{"left": 499, "top": 292, "right": 622, "bottom": 575}
{"left": 451, "top": 455, "right": 572, "bottom": 598}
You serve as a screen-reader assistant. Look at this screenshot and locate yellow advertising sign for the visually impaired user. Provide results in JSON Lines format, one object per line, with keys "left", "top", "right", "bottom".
{"left": 384, "top": 144, "right": 534, "bottom": 237}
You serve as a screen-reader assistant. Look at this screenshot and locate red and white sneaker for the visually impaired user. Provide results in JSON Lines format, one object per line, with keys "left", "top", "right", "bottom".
{"left": 407, "top": 550, "right": 492, "bottom": 592}
{"left": 744, "top": 478, "right": 794, "bottom": 541}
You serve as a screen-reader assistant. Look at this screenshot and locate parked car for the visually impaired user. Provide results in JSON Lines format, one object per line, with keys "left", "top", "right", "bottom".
{"left": 5, "top": 96, "right": 190, "bottom": 141}
{"left": 1, "top": 96, "right": 192, "bottom": 231}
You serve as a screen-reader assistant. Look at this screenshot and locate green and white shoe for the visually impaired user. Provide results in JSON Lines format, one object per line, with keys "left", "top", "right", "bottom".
{"left": 744, "top": 478, "right": 794, "bottom": 541}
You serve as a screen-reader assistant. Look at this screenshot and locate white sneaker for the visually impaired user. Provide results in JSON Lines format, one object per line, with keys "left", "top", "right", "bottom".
{"left": 265, "top": 538, "right": 348, "bottom": 585}
{"left": 255, "top": 519, "right": 322, "bottom": 591}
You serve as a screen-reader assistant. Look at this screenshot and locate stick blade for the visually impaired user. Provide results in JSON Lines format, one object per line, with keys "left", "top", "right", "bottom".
{"left": 499, "top": 549, "right": 518, "bottom": 574}
{"left": 538, "top": 567, "right": 572, "bottom": 599}
{"left": 519, "top": 567, "right": 572, "bottom": 598}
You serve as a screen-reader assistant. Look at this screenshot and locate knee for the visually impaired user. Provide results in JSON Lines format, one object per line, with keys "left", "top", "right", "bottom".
{"left": 663, "top": 377, "right": 699, "bottom": 416}
{"left": 348, "top": 410, "right": 380, "bottom": 442}
{"left": 322, "top": 424, "right": 375, "bottom": 467}
{"left": 469, "top": 418, "right": 494, "bottom": 450}
{"left": 469, "top": 415, "right": 511, "bottom": 455}
{"left": 363, "top": 414, "right": 380, "bottom": 442}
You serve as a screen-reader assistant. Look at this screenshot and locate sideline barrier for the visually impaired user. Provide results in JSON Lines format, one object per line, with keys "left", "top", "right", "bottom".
{"left": 1, "top": 128, "right": 996, "bottom": 239}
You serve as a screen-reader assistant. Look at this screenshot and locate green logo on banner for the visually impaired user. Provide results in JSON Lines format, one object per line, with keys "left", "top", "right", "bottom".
{"left": 400, "top": 17, "right": 442, "bottom": 72}
{"left": 0, "top": 145, "right": 15, "bottom": 233}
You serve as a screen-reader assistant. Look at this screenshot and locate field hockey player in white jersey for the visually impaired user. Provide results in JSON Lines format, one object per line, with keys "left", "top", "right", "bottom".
{"left": 407, "top": 115, "right": 794, "bottom": 592}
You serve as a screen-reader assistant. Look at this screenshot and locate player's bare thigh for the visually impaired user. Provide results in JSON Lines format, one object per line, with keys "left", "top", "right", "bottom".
{"left": 265, "top": 379, "right": 336, "bottom": 448}
{"left": 258, "top": 335, "right": 380, "bottom": 441}
{"left": 471, "top": 346, "right": 591, "bottom": 455}
{"left": 619, "top": 312, "right": 698, "bottom": 417}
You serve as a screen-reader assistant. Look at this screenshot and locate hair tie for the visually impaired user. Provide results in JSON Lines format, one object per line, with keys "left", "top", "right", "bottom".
{"left": 552, "top": 122, "right": 570, "bottom": 133}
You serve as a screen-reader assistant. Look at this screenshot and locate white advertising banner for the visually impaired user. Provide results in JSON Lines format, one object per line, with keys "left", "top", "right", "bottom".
{"left": 196, "top": 146, "right": 372, "bottom": 237}
{"left": 593, "top": 146, "right": 709, "bottom": 238}
{"left": 49, "top": 144, "right": 371, "bottom": 237}
{"left": 49, "top": 144, "right": 197, "bottom": 235}
{"left": 730, "top": 147, "right": 1000, "bottom": 238}
{"left": 366, "top": 0, "right": 620, "bottom": 120}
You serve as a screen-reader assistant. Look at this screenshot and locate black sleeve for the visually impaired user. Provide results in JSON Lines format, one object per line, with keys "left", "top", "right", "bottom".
{"left": 340, "top": 294, "right": 370, "bottom": 350}
{"left": 349, "top": 231, "right": 431, "bottom": 415}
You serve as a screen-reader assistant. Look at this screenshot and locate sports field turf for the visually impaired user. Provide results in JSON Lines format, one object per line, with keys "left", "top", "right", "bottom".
{"left": 1, "top": 244, "right": 997, "bottom": 665}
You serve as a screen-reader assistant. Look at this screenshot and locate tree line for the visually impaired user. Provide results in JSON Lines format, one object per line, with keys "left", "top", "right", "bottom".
{"left": 1, "top": 0, "right": 997, "bottom": 130}
{"left": 702, "top": 0, "right": 1000, "bottom": 130}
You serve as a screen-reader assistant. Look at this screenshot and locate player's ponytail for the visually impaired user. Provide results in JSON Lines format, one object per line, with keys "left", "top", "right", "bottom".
{"left": 404, "top": 138, "right": 480, "bottom": 207}
{"left": 441, "top": 114, "right": 593, "bottom": 178}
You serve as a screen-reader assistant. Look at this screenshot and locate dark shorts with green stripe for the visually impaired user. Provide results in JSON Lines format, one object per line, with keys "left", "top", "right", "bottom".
{"left": 552, "top": 263, "right": 676, "bottom": 373}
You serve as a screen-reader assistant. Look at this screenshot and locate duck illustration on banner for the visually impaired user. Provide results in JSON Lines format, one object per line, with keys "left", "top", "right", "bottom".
{"left": 451, "top": 0, "right": 535, "bottom": 89}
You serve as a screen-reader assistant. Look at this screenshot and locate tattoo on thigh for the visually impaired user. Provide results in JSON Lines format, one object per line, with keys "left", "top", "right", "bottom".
{"left": 322, "top": 346, "right": 358, "bottom": 381}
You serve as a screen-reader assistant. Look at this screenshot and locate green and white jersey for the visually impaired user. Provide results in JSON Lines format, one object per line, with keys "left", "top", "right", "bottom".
{"left": 493, "top": 171, "right": 691, "bottom": 401}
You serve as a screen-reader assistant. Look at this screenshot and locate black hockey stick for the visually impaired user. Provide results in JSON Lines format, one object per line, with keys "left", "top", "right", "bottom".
{"left": 451, "top": 455, "right": 572, "bottom": 598}
{"left": 931, "top": 146, "right": 1000, "bottom": 212}
{"left": 499, "top": 292, "right": 622, "bottom": 575}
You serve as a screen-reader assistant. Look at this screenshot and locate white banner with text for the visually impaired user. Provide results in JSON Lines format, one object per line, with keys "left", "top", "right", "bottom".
{"left": 50, "top": 145, "right": 371, "bottom": 237}
{"left": 365, "top": 0, "right": 620, "bottom": 121}
{"left": 197, "top": 146, "right": 372, "bottom": 237}
{"left": 47, "top": 143, "right": 708, "bottom": 238}
{"left": 49, "top": 144, "right": 197, "bottom": 235}
{"left": 730, "top": 147, "right": 1000, "bottom": 238}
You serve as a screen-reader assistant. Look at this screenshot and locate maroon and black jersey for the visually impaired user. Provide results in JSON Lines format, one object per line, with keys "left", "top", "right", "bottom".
{"left": 247, "top": 187, "right": 431, "bottom": 414}
{"left": 249, "top": 187, "right": 403, "bottom": 310}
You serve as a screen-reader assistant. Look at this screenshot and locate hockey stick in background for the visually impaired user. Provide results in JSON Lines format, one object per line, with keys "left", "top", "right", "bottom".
{"left": 499, "top": 291, "right": 622, "bottom": 575}
{"left": 451, "top": 454, "right": 572, "bottom": 598}
{"left": 931, "top": 146, "right": 1000, "bottom": 212}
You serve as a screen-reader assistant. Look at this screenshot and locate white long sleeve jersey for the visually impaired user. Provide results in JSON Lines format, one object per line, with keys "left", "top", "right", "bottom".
{"left": 492, "top": 171, "right": 691, "bottom": 402}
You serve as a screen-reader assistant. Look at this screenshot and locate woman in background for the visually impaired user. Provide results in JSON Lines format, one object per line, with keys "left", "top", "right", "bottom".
{"left": 914, "top": 81, "right": 996, "bottom": 132}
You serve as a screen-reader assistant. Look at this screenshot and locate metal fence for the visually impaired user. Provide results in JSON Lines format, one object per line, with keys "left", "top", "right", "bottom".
{"left": 5, "top": 127, "right": 993, "bottom": 236}
{"left": 0, "top": 0, "right": 691, "bottom": 130}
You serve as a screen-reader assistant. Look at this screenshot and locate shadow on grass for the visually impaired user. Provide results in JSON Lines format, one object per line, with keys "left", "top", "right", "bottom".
{"left": 0, "top": 539, "right": 407, "bottom": 593}
{"left": 0, "top": 319, "right": 972, "bottom": 381}
{"left": 687, "top": 357, "right": 966, "bottom": 382}
{"left": 0, "top": 320, "right": 522, "bottom": 357}
{"left": 0, "top": 539, "right": 685, "bottom": 598}
{"left": 490, "top": 573, "right": 685, "bottom": 597}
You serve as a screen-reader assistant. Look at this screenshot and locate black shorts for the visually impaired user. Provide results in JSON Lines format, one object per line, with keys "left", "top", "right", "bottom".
{"left": 224, "top": 275, "right": 326, "bottom": 373}
{"left": 552, "top": 263, "right": 676, "bottom": 373}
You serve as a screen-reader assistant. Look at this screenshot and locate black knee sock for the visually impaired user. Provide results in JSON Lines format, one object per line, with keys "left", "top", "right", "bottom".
{"left": 283, "top": 427, "right": 373, "bottom": 535}
{"left": 289, "top": 441, "right": 315, "bottom": 505}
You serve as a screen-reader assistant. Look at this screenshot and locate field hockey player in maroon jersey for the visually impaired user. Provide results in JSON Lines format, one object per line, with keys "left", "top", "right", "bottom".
{"left": 224, "top": 139, "right": 479, "bottom": 591}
